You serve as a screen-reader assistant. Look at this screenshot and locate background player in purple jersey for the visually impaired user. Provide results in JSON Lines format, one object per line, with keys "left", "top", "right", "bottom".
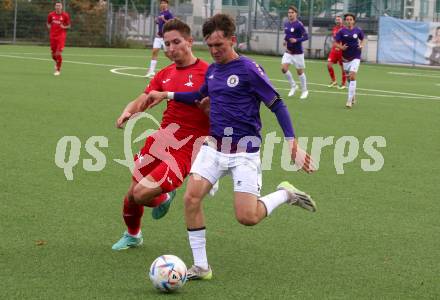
{"left": 281, "top": 6, "right": 309, "bottom": 99}
{"left": 145, "top": 13, "right": 317, "bottom": 281}
{"left": 335, "top": 13, "right": 366, "bottom": 108}
{"left": 146, "top": 0, "right": 174, "bottom": 78}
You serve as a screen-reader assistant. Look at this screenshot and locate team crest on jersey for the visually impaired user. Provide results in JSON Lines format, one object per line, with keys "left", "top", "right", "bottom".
{"left": 353, "top": 33, "right": 358, "bottom": 39}
{"left": 290, "top": 28, "right": 295, "bottom": 32}
{"left": 227, "top": 75, "right": 239, "bottom": 87}
{"left": 184, "top": 74, "right": 194, "bottom": 87}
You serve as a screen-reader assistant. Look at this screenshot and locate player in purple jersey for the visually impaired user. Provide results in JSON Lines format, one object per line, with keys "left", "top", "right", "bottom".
{"left": 146, "top": 0, "right": 174, "bottom": 78}
{"left": 145, "top": 14, "right": 317, "bottom": 281}
{"left": 334, "top": 13, "right": 366, "bottom": 108}
{"left": 281, "top": 6, "right": 309, "bottom": 99}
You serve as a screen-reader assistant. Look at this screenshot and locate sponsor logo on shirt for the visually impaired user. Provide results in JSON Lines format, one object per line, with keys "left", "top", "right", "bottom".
{"left": 227, "top": 75, "right": 239, "bottom": 87}
{"left": 162, "top": 78, "right": 171, "bottom": 84}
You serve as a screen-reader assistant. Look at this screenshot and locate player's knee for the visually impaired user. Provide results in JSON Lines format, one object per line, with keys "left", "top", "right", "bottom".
{"left": 235, "top": 212, "right": 259, "bottom": 226}
{"left": 183, "top": 192, "right": 202, "bottom": 210}
{"left": 281, "top": 66, "right": 288, "bottom": 73}
{"left": 132, "top": 185, "right": 153, "bottom": 205}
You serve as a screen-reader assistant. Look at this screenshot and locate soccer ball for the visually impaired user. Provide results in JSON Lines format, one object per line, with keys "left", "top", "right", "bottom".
{"left": 149, "top": 255, "right": 187, "bottom": 292}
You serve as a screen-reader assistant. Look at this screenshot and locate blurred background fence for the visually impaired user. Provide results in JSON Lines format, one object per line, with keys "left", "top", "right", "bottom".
{"left": 1, "top": 0, "right": 439, "bottom": 65}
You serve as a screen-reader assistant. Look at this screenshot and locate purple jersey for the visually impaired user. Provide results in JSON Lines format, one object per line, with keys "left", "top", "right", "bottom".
{"left": 335, "top": 26, "right": 364, "bottom": 61}
{"left": 198, "top": 56, "right": 279, "bottom": 148}
{"left": 157, "top": 10, "right": 173, "bottom": 37}
{"left": 284, "top": 20, "right": 308, "bottom": 54}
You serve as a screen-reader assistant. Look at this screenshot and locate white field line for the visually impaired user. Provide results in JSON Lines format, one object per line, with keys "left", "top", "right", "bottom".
{"left": 271, "top": 79, "right": 440, "bottom": 99}
{"left": 110, "top": 67, "right": 147, "bottom": 78}
{"left": 388, "top": 71, "right": 440, "bottom": 79}
{"left": 0, "top": 51, "right": 322, "bottom": 63}
{"left": 1, "top": 53, "right": 438, "bottom": 100}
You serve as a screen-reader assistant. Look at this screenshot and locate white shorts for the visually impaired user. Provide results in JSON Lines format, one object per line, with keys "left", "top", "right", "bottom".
{"left": 281, "top": 52, "right": 306, "bottom": 69}
{"left": 343, "top": 59, "right": 361, "bottom": 73}
{"left": 153, "top": 37, "right": 165, "bottom": 50}
{"left": 190, "top": 145, "right": 262, "bottom": 196}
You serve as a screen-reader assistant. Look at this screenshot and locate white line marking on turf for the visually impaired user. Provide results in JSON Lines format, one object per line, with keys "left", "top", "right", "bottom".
{"left": 388, "top": 71, "right": 440, "bottom": 79}
{"left": 271, "top": 79, "right": 440, "bottom": 99}
{"left": 0, "top": 54, "right": 141, "bottom": 69}
{"left": 1, "top": 54, "right": 438, "bottom": 100}
{"left": 110, "top": 67, "right": 147, "bottom": 78}
{"left": 275, "top": 86, "right": 437, "bottom": 100}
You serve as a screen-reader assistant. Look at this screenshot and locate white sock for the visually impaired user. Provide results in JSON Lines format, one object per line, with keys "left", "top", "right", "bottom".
{"left": 149, "top": 59, "right": 157, "bottom": 72}
{"left": 299, "top": 73, "right": 307, "bottom": 91}
{"left": 284, "top": 70, "right": 296, "bottom": 88}
{"left": 348, "top": 80, "right": 356, "bottom": 102}
{"left": 127, "top": 231, "right": 142, "bottom": 238}
{"left": 259, "top": 190, "right": 289, "bottom": 216}
{"left": 188, "top": 229, "right": 208, "bottom": 269}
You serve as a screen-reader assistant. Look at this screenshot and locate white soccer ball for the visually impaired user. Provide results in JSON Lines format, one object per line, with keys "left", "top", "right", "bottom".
{"left": 149, "top": 255, "right": 187, "bottom": 292}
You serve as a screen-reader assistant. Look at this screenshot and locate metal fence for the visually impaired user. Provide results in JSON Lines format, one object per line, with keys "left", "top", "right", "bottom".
{"left": 1, "top": 0, "right": 439, "bottom": 59}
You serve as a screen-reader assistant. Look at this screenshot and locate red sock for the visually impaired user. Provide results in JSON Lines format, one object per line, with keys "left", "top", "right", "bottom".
{"left": 55, "top": 54, "right": 62, "bottom": 71}
{"left": 123, "top": 196, "right": 144, "bottom": 236}
{"left": 340, "top": 63, "right": 347, "bottom": 85}
{"left": 328, "top": 66, "right": 336, "bottom": 82}
{"left": 146, "top": 193, "right": 168, "bottom": 208}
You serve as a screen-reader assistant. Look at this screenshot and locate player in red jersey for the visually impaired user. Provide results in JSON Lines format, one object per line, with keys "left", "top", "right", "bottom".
{"left": 112, "top": 18, "right": 211, "bottom": 251}
{"left": 327, "top": 16, "right": 346, "bottom": 89}
{"left": 47, "top": 2, "right": 70, "bottom": 76}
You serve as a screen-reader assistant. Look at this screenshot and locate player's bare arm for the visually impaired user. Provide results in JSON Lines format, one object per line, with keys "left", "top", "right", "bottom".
{"left": 289, "top": 139, "right": 316, "bottom": 173}
{"left": 289, "top": 38, "right": 297, "bottom": 43}
{"left": 358, "top": 38, "right": 366, "bottom": 49}
{"left": 60, "top": 24, "right": 71, "bottom": 30}
{"left": 336, "top": 42, "right": 348, "bottom": 50}
{"left": 145, "top": 91, "right": 168, "bottom": 109}
{"left": 116, "top": 93, "right": 151, "bottom": 128}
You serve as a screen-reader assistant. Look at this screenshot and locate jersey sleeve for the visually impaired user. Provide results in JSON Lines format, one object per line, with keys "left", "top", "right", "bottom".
{"left": 144, "top": 73, "right": 163, "bottom": 93}
{"left": 297, "top": 22, "right": 308, "bottom": 42}
{"left": 335, "top": 30, "right": 342, "bottom": 42}
{"left": 64, "top": 13, "right": 71, "bottom": 26}
{"left": 247, "top": 62, "right": 279, "bottom": 107}
{"left": 358, "top": 29, "right": 365, "bottom": 40}
{"left": 47, "top": 14, "right": 52, "bottom": 24}
{"left": 165, "top": 11, "right": 173, "bottom": 20}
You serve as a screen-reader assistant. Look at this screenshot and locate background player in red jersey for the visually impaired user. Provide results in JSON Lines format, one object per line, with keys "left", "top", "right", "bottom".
{"left": 327, "top": 16, "right": 346, "bottom": 89}
{"left": 112, "top": 18, "right": 211, "bottom": 251}
{"left": 47, "top": 2, "right": 70, "bottom": 76}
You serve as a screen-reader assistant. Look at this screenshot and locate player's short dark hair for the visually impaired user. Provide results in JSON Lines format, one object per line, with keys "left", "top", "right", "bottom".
{"left": 344, "top": 13, "right": 356, "bottom": 21}
{"left": 160, "top": 0, "right": 169, "bottom": 4}
{"left": 163, "top": 18, "right": 191, "bottom": 38}
{"left": 202, "top": 13, "right": 236, "bottom": 39}
{"left": 288, "top": 6, "right": 298, "bottom": 13}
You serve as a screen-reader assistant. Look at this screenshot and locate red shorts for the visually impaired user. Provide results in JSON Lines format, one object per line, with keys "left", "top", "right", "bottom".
{"left": 328, "top": 48, "right": 343, "bottom": 64}
{"left": 50, "top": 37, "right": 65, "bottom": 53}
{"left": 132, "top": 135, "right": 200, "bottom": 193}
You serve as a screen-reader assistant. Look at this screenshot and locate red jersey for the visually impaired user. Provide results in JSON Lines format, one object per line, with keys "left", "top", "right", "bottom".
{"left": 144, "top": 59, "right": 210, "bottom": 140}
{"left": 47, "top": 11, "right": 70, "bottom": 39}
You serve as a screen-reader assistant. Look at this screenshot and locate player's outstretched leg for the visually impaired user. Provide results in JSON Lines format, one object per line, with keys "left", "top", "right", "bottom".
{"left": 151, "top": 190, "right": 176, "bottom": 220}
{"left": 112, "top": 231, "right": 143, "bottom": 251}
{"left": 277, "top": 181, "right": 316, "bottom": 212}
{"left": 187, "top": 265, "right": 213, "bottom": 280}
